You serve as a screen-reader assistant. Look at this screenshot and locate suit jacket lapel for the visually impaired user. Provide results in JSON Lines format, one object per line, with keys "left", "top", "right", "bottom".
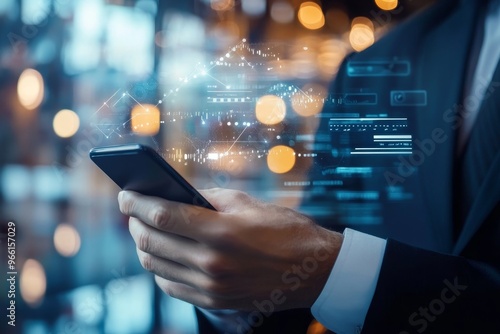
{"left": 414, "top": 0, "right": 482, "bottom": 252}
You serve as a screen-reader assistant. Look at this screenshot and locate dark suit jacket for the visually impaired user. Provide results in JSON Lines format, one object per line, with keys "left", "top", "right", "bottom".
{"left": 198, "top": 0, "right": 500, "bottom": 332}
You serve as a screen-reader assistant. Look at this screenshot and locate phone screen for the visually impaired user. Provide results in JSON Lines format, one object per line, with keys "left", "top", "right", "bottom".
{"left": 89, "top": 144, "right": 216, "bottom": 210}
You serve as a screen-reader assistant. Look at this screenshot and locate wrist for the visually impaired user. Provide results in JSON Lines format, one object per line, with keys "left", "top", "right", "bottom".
{"left": 287, "top": 227, "right": 343, "bottom": 309}
{"left": 306, "top": 228, "right": 343, "bottom": 307}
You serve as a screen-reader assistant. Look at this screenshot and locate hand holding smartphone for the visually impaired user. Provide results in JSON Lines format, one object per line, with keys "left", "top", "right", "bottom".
{"left": 89, "top": 144, "right": 216, "bottom": 210}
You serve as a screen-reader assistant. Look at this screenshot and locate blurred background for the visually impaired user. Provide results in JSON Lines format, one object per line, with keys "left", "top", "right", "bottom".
{"left": 0, "top": 0, "right": 434, "bottom": 333}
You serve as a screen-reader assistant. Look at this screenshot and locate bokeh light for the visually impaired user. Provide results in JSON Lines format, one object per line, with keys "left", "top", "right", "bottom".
{"left": 307, "top": 319, "right": 328, "bottom": 334}
{"left": 242, "top": 0, "right": 266, "bottom": 16}
{"left": 349, "top": 17, "right": 375, "bottom": 52}
{"left": 17, "top": 68, "right": 44, "bottom": 110}
{"left": 351, "top": 16, "right": 374, "bottom": 31}
{"left": 255, "top": 95, "right": 286, "bottom": 125}
{"left": 211, "top": 0, "right": 234, "bottom": 11}
{"left": 53, "top": 109, "right": 80, "bottom": 138}
{"left": 267, "top": 145, "right": 296, "bottom": 174}
{"left": 291, "top": 83, "right": 327, "bottom": 117}
{"left": 375, "top": 0, "right": 398, "bottom": 11}
{"left": 54, "top": 224, "right": 81, "bottom": 257}
{"left": 20, "top": 259, "right": 46, "bottom": 306}
{"left": 298, "top": 2, "right": 325, "bottom": 30}
{"left": 270, "top": 1, "right": 295, "bottom": 24}
{"left": 131, "top": 104, "right": 160, "bottom": 136}
{"left": 205, "top": 144, "right": 248, "bottom": 175}
{"left": 317, "top": 39, "right": 347, "bottom": 77}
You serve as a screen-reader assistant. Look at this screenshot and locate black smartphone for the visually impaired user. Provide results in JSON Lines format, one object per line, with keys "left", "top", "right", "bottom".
{"left": 89, "top": 144, "right": 216, "bottom": 210}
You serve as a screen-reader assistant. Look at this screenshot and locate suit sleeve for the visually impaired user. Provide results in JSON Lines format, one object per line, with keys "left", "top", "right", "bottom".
{"left": 362, "top": 239, "right": 500, "bottom": 334}
{"left": 195, "top": 307, "right": 313, "bottom": 334}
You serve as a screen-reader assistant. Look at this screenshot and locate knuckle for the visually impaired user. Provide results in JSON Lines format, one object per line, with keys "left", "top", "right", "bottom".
{"left": 157, "top": 280, "right": 175, "bottom": 298}
{"left": 138, "top": 251, "right": 154, "bottom": 272}
{"left": 136, "top": 230, "right": 151, "bottom": 253}
{"left": 201, "top": 255, "right": 231, "bottom": 278}
{"left": 202, "top": 297, "right": 221, "bottom": 310}
{"left": 214, "top": 226, "right": 239, "bottom": 248}
{"left": 201, "top": 278, "right": 227, "bottom": 297}
{"left": 231, "top": 189, "right": 248, "bottom": 202}
{"left": 150, "top": 206, "right": 171, "bottom": 229}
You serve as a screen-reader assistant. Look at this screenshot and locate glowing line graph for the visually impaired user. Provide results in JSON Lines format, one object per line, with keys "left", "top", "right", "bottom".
{"left": 90, "top": 39, "right": 286, "bottom": 143}
{"left": 225, "top": 124, "right": 251, "bottom": 154}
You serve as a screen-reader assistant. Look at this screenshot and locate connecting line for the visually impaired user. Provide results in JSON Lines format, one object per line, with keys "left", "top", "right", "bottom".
{"left": 93, "top": 124, "right": 116, "bottom": 138}
{"left": 296, "top": 86, "right": 314, "bottom": 102}
{"left": 204, "top": 62, "right": 219, "bottom": 73}
{"left": 205, "top": 72, "right": 229, "bottom": 87}
{"left": 155, "top": 40, "right": 255, "bottom": 98}
{"left": 122, "top": 113, "right": 142, "bottom": 127}
{"left": 150, "top": 137, "right": 160, "bottom": 151}
{"left": 158, "top": 65, "right": 208, "bottom": 99}
{"left": 225, "top": 124, "right": 250, "bottom": 154}
{"left": 112, "top": 94, "right": 126, "bottom": 107}
{"left": 242, "top": 57, "right": 253, "bottom": 67}
{"left": 124, "top": 92, "right": 147, "bottom": 110}
{"left": 120, "top": 97, "right": 155, "bottom": 127}
{"left": 182, "top": 134, "right": 199, "bottom": 150}
{"left": 91, "top": 88, "right": 122, "bottom": 118}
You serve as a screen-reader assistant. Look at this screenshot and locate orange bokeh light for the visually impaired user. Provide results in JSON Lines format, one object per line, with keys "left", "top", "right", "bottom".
{"left": 291, "top": 83, "right": 327, "bottom": 117}
{"left": 53, "top": 109, "right": 80, "bottom": 138}
{"left": 349, "top": 17, "right": 375, "bottom": 52}
{"left": 298, "top": 2, "right": 325, "bottom": 30}
{"left": 17, "top": 68, "right": 44, "bottom": 110}
{"left": 20, "top": 259, "right": 46, "bottom": 306}
{"left": 255, "top": 95, "right": 287, "bottom": 125}
{"left": 267, "top": 145, "right": 296, "bottom": 174}
{"left": 375, "top": 0, "right": 398, "bottom": 11}
{"left": 131, "top": 104, "right": 160, "bottom": 136}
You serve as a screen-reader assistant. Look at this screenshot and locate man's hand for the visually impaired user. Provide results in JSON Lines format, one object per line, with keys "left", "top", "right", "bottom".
{"left": 118, "top": 188, "right": 342, "bottom": 311}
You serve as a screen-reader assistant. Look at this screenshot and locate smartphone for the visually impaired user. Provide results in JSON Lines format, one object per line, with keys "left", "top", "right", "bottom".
{"left": 89, "top": 144, "right": 216, "bottom": 210}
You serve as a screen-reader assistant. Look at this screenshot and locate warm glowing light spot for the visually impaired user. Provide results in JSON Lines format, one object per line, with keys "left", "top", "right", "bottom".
{"left": 349, "top": 18, "right": 375, "bottom": 52}
{"left": 206, "top": 144, "right": 247, "bottom": 175}
{"left": 307, "top": 319, "right": 328, "bottom": 334}
{"left": 255, "top": 95, "right": 286, "bottom": 125}
{"left": 211, "top": 0, "right": 234, "bottom": 11}
{"left": 291, "top": 83, "right": 327, "bottom": 117}
{"left": 20, "top": 259, "right": 46, "bottom": 306}
{"left": 54, "top": 224, "right": 81, "bottom": 257}
{"left": 270, "top": 1, "right": 294, "bottom": 24}
{"left": 53, "top": 109, "right": 80, "bottom": 138}
{"left": 375, "top": 0, "right": 398, "bottom": 11}
{"left": 267, "top": 145, "right": 296, "bottom": 174}
{"left": 17, "top": 68, "right": 44, "bottom": 110}
{"left": 131, "top": 104, "right": 160, "bottom": 136}
{"left": 351, "top": 16, "right": 374, "bottom": 31}
{"left": 317, "top": 39, "right": 347, "bottom": 77}
{"left": 298, "top": 2, "right": 325, "bottom": 30}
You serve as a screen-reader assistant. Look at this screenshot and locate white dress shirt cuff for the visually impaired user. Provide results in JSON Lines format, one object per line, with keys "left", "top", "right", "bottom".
{"left": 311, "top": 228, "right": 387, "bottom": 334}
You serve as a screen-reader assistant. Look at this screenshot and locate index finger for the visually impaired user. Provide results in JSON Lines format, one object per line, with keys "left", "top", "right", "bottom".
{"left": 118, "top": 190, "right": 216, "bottom": 239}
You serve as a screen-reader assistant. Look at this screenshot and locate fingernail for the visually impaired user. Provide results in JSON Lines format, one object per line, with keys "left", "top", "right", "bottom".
{"left": 118, "top": 191, "right": 128, "bottom": 204}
